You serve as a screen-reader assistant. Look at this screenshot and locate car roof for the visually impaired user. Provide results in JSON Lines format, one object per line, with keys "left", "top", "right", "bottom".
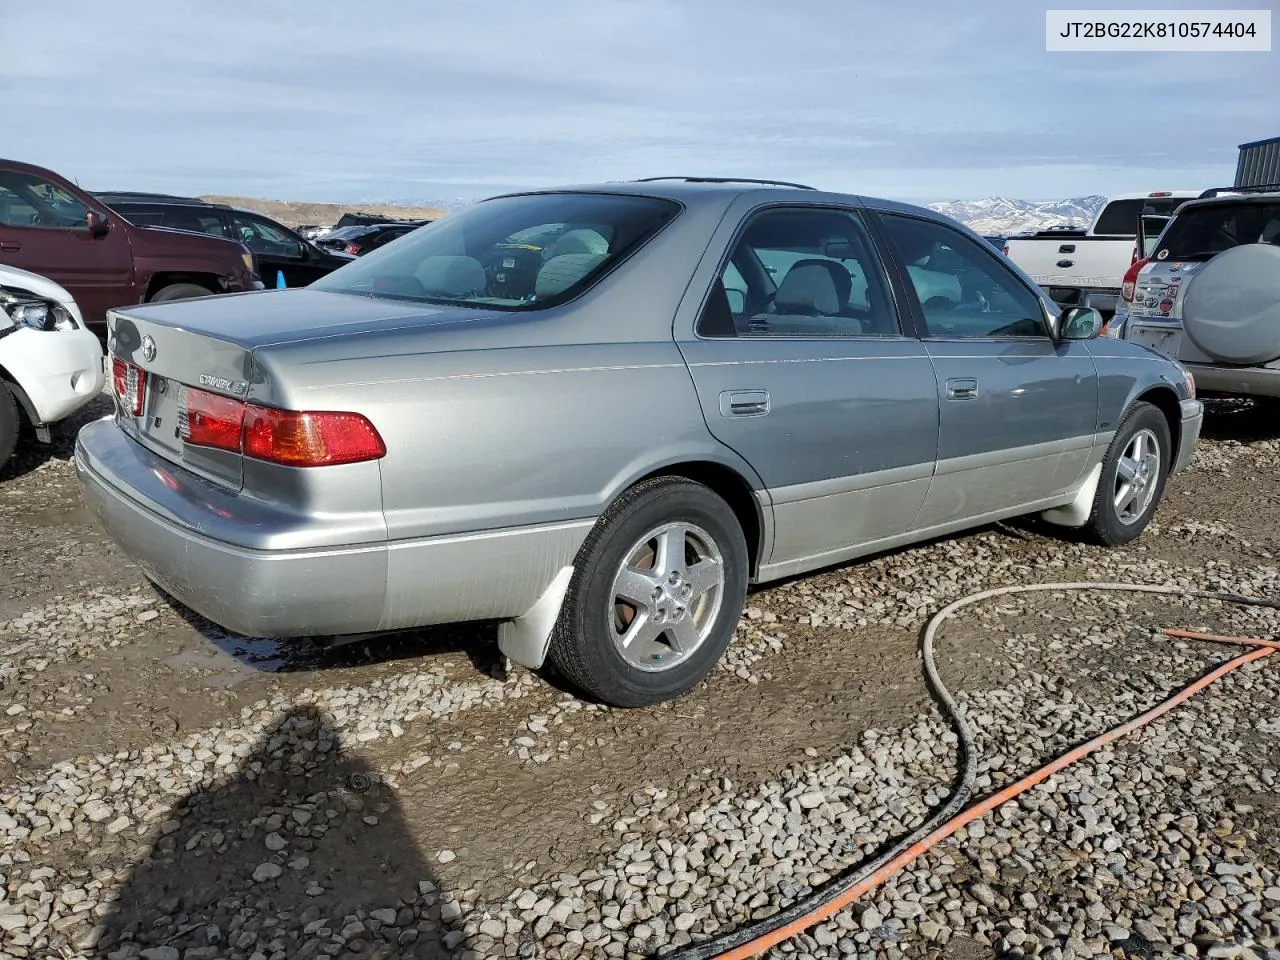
{"left": 484, "top": 177, "right": 939, "bottom": 220}
{"left": 1168, "top": 191, "right": 1280, "bottom": 215}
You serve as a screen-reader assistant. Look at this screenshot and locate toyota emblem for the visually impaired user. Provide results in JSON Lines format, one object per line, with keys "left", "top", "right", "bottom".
{"left": 141, "top": 336, "right": 156, "bottom": 362}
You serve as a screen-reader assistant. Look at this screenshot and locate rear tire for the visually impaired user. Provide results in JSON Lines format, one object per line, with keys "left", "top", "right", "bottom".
{"left": 0, "top": 382, "right": 20, "bottom": 472}
{"left": 547, "top": 477, "right": 748, "bottom": 708}
{"left": 1086, "top": 401, "right": 1171, "bottom": 546}
{"left": 150, "top": 283, "right": 213, "bottom": 303}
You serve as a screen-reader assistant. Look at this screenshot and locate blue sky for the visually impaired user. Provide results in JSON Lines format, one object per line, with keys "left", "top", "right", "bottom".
{"left": 0, "top": 0, "right": 1274, "bottom": 204}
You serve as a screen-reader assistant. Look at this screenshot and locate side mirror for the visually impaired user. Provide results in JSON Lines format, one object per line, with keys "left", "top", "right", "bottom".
{"left": 1053, "top": 306, "right": 1104, "bottom": 341}
{"left": 86, "top": 210, "right": 111, "bottom": 238}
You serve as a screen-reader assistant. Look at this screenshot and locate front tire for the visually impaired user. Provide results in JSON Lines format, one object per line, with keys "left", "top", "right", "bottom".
{"left": 150, "top": 283, "right": 214, "bottom": 303}
{"left": 1086, "top": 401, "right": 1171, "bottom": 546}
{"left": 547, "top": 477, "right": 748, "bottom": 708}
{"left": 0, "top": 382, "right": 19, "bottom": 470}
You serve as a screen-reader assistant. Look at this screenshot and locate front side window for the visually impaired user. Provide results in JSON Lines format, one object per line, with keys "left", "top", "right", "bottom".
{"left": 880, "top": 215, "right": 1047, "bottom": 339}
{"left": 311, "top": 193, "right": 680, "bottom": 310}
{"left": 0, "top": 171, "right": 89, "bottom": 230}
{"left": 232, "top": 216, "right": 305, "bottom": 258}
{"left": 697, "top": 207, "right": 900, "bottom": 337}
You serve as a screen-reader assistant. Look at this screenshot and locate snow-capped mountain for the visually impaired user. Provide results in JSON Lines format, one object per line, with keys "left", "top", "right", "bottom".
{"left": 926, "top": 196, "right": 1107, "bottom": 236}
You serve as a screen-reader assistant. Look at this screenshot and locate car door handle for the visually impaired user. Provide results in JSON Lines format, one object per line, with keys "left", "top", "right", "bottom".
{"left": 0, "top": 242, "right": 20, "bottom": 253}
{"left": 945, "top": 378, "right": 979, "bottom": 400}
{"left": 719, "top": 389, "right": 770, "bottom": 418}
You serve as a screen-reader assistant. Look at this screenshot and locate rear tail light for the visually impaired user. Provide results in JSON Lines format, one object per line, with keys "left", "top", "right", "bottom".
{"left": 1121, "top": 257, "right": 1150, "bottom": 303}
{"left": 1001, "top": 245, "right": 1009, "bottom": 257}
{"left": 111, "top": 357, "right": 147, "bottom": 416}
{"left": 1130, "top": 245, "right": 1139, "bottom": 266}
{"left": 242, "top": 407, "right": 386, "bottom": 466}
{"left": 181, "top": 389, "right": 245, "bottom": 452}
{"left": 344, "top": 243, "right": 361, "bottom": 256}
{"left": 176, "top": 388, "right": 385, "bottom": 467}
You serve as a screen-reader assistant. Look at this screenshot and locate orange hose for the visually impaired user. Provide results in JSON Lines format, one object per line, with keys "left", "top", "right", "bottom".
{"left": 714, "top": 636, "right": 1275, "bottom": 959}
{"left": 1162, "top": 628, "right": 1280, "bottom": 649}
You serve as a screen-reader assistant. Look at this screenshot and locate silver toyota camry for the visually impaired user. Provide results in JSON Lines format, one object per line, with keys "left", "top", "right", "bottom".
{"left": 76, "top": 177, "right": 1203, "bottom": 707}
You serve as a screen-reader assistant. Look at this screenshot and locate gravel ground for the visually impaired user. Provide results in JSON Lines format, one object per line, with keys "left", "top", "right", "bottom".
{"left": 0, "top": 397, "right": 1278, "bottom": 960}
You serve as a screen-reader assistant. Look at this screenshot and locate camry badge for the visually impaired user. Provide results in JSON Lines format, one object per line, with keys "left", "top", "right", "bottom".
{"left": 198, "top": 374, "right": 249, "bottom": 396}
{"left": 141, "top": 336, "right": 157, "bottom": 362}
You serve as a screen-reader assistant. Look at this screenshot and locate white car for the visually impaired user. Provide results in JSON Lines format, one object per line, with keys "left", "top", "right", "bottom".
{"left": 0, "top": 264, "right": 105, "bottom": 470}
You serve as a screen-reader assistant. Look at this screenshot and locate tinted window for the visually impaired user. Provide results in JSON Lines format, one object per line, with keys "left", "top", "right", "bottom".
{"left": 119, "top": 206, "right": 227, "bottom": 238}
{"left": 1093, "top": 197, "right": 1186, "bottom": 236}
{"left": 232, "top": 215, "right": 305, "bottom": 258}
{"left": 312, "top": 193, "right": 680, "bottom": 310}
{"left": 698, "top": 207, "right": 900, "bottom": 337}
{"left": 1155, "top": 202, "right": 1280, "bottom": 261}
{"left": 881, "top": 215, "right": 1046, "bottom": 338}
{"left": 0, "top": 170, "right": 88, "bottom": 229}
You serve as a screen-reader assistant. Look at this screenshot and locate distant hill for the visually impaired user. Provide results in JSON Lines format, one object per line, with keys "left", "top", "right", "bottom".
{"left": 199, "top": 196, "right": 449, "bottom": 229}
{"left": 925, "top": 196, "right": 1108, "bottom": 235}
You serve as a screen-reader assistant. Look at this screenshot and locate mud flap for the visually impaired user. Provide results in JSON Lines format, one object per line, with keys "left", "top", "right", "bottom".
{"left": 497, "top": 566, "right": 575, "bottom": 669}
{"left": 1040, "top": 463, "right": 1102, "bottom": 528}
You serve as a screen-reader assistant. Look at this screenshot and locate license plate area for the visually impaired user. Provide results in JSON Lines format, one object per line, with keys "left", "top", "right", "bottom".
{"left": 138, "top": 375, "right": 188, "bottom": 457}
{"left": 1130, "top": 323, "right": 1183, "bottom": 358}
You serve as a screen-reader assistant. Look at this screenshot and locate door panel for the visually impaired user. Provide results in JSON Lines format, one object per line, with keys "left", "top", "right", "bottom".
{"left": 682, "top": 338, "right": 939, "bottom": 566}
{"left": 920, "top": 339, "right": 1098, "bottom": 526}
{"left": 875, "top": 212, "right": 1100, "bottom": 527}
{"left": 675, "top": 205, "right": 940, "bottom": 572}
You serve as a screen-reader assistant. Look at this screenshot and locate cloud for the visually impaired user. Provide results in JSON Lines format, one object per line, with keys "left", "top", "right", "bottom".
{"left": 0, "top": 0, "right": 1271, "bottom": 202}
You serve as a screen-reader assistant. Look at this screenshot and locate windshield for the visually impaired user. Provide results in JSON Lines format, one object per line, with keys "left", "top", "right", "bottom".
{"left": 312, "top": 192, "right": 680, "bottom": 310}
{"left": 1093, "top": 197, "right": 1187, "bottom": 237}
{"left": 1155, "top": 202, "right": 1280, "bottom": 261}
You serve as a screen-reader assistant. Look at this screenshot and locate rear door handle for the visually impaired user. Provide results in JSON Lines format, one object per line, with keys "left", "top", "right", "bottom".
{"left": 719, "top": 389, "right": 770, "bottom": 418}
{"left": 0, "top": 242, "right": 20, "bottom": 253}
{"left": 945, "top": 378, "right": 978, "bottom": 400}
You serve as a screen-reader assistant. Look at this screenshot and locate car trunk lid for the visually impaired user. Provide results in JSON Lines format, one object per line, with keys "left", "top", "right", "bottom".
{"left": 1124, "top": 260, "right": 1204, "bottom": 359}
{"left": 107, "top": 290, "right": 508, "bottom": 492}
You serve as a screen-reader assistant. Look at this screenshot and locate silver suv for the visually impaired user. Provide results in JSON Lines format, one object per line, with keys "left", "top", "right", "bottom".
{"left": 1115, "top": 185, "right": 1280, "bottom": 400}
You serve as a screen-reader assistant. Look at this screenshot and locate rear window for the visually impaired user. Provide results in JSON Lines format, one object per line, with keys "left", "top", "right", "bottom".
{"left": 311, "top": 192, "right": 680, "bottom": 310}
{"left": 1093, "top": 197, "right": 1186, "bottom": 236}
{"left": 1155, "top": 202, "right": 1280, "bottom": 261}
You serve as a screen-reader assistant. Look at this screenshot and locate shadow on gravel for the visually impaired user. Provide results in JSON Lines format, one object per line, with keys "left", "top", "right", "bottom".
{"left": 1199, "top": 396, "right": 1280, "bottom": 442}
{"left": 153, "top": 586, "right": 508, "bottom": 681}
{"left": 92, "top": 705, "right": 452, "bottom": 960}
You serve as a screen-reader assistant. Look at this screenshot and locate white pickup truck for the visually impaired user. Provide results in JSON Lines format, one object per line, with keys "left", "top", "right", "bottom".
{"left": 1004, "top": 191, "right": 1200, "bottom": 318}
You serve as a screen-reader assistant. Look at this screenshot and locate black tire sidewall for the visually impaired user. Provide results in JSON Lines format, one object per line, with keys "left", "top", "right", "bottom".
{"left": 1090, "top": 402, "right": 1172, "bottom": 545}
{"left": 551, "top": 479, "right": 748, "bottom": 707}
{"left": 152, "top": 283, "right": 212, "bottom": 303}
{"left": 0, "top": 382, "right": 19, "bottom": 470}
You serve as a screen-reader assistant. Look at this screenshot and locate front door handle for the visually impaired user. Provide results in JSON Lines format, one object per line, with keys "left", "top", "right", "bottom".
{"left": 719, "top": 389, "right": 770, "bottom": 418}
{"left": 946, "top": 378, "right": 978, "bottom": 400}
{"left": 0, "top": 242, "right": 20, "bottom": 253}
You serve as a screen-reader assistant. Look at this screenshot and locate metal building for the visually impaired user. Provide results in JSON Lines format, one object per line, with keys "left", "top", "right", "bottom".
{"left": 1235, "top": 136, "right": 1280, "bottom": 187}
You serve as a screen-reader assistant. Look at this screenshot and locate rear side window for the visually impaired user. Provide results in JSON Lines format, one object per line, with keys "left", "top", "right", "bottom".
{"left": 697, "top": 207, "right": 901, "bottom": 338}
{"left": 1155, "top": 202, "right": 1280, "bottom": 261}
{"left": 312, "top": 193, "right": 680, "bottom": 310}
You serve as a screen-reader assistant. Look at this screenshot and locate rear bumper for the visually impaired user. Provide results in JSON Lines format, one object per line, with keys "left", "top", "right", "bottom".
{"left": 74, "top": 418, "right": 592, "bottom": 639}
{"left": 1173, "top": 397, "right": 1203, "bottom": 475}
{"left": 1184, "top": 362, "right": 1280, "bottom": 399}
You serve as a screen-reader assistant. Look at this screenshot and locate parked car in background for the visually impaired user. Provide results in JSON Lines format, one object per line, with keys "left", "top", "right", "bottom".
{"left": 77, "top": 177, "right": 1201, "bottom": 708}
{"left": 1115, "top": 184, "right": 1280, "bottom": 400}
{"left": 313, "top": 221, "right": 429, "bottom": 256}
{"left": 96, "top": 194, "right": 354, "bottom": 289}
{"left": 0, "top": 159, "right": 261, "bottom": 331}
{"left": 1004, "top": 191, "right": 1201, "bottom": 319}
{"left": 0, "top": 264, "right": 104, "bottom": 470}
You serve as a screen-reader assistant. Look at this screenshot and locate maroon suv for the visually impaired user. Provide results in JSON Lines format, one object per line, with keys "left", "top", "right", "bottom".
{"left": 0, "top": 159, "right": 262, "bottom": 330}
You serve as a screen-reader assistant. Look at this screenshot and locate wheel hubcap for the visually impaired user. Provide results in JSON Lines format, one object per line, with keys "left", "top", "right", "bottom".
{"left": 1113, "top": 428, "right": 1162, "bottom": 525}
{"left": 609, "top": 521, "right": 725, "bottom": 672}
